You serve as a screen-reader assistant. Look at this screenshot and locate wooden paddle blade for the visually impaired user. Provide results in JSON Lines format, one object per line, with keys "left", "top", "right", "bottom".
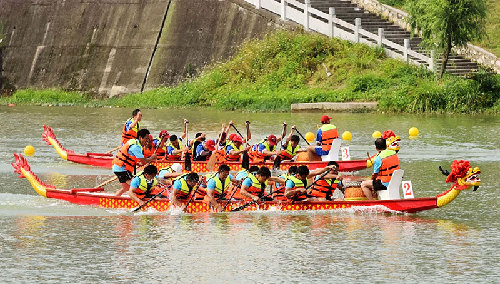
{"left": 273, "top": 155, "right": 281, "bottom": 170}
{"left": 185, "top": 152, "right": 191, "bottom": 172}
{"left": 242, "top": 151, "right": 249, "bottom": 169}
{"left": 207, "top": 151, "right": 217, "bottom": 172}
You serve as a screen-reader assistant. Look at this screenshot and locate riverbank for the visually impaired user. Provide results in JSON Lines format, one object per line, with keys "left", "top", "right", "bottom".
{"left": 2, "top": 30, "right": 500, "bottom": 113}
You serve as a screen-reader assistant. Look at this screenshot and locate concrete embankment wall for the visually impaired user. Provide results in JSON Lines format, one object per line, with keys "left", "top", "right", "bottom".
{"left": 0, "top": 0, "right": 286, "bottom": 97}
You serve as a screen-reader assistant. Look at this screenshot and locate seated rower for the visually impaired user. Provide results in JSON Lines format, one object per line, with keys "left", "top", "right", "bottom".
{"left": 169, "top": 172, "right": 200, "bottom": 208}
{"left": 238, "top": 167, "right": 272, "bottom": 202}
{"left": 224, "top": 134, "right": 248, "bottom": 162}
{"left": 128, "top": 165, "right": 163, "bottom": 207}
{"left": 309, "top": 161, "right": 343, "bottom": 201}
{"left": 198, "top": 165, "right": 234, "bottom": 212}
{"left": 283, "top": 165, "right": 334, "bottom": 201}
{"left": 189, "top": 132, "right": 206, "bottom": 157}
{"left": 361, "top": 138, "right": 400, "bottom": 200}
{"left": 154, "top": 130, "right": 170, "bottom": 159}
{"left": 157, "top": 163, "right": 184, "bottom": 186}
{"left": 272, "top": 166, "right": 298, "bottom": 201}
{"left": 194, "top": 139, "right": 216, "bottom": 161}
{"left": 249, "top": 135, "right": 280, "bottom": 163}
{"left": 235, "top": 166, "right": 260, "bottom": 182}
{"left": 278, "top": 126, "right": 305, "bottom": 161}
{"left": 305, "top": 115, "right": 339, "bottom": 161}
{"left": 165, "top": 135, "right": 188, "bottom": 161}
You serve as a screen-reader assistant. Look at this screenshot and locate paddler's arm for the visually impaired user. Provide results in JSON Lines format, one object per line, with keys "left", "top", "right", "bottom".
{"left": 162, "top": 172, "right": 184, "bottom": 180}
{"left": 206, "top": 188, "right": 223, "bottom": 212}
{"left": 307, "top": 165, "right": 333, "bottom": 178}
{"left": 268, "top": 177, "right": 285, "bottom": 183}
{"left": 169, "top": 188, "right": 182, "bottom": 208}
{"left": 240, "top": 183, "right": 260, "bottom": 202}
{"left": 128, "top": 186, "right": 145, "bottom": 206}
{"left": 128, "top": 112, "right": 141, "bottom": 130}
{"left": 181, "top": 119, "right": 188, "bottom": 140}
{"left": 136, "top": 153, "right": 157, "bottom": 165}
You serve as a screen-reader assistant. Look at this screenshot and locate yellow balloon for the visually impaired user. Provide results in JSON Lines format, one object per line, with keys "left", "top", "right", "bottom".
{"left": 409, "top": 127, "right": 419, "bottom": 137}
{"left": 305, "top": 132, "right": 315, "bottom": 143}
{"left": 372, "top": 131, "right": 382, "bottom": 139}
{"left": 24, "top": 145, "right": 35, "bottom": 156}
{"left": 342, "top": 131, "right": 352, "bottom": 141}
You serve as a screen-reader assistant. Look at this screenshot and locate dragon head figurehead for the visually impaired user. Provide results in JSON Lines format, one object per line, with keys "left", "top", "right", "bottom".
{"left": 446, "top": 160, "right": 481, "bottom": 190}
{"left": 382, "top": 130, "right": 400, "bottom": 152}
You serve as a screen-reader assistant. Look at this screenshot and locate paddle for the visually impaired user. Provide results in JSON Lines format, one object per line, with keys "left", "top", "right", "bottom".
{"left": 222, "top": 182, "right": 241, "bottom": 211}
{"left": 273, "top": 122, "right": 287, "bottom": 170}
{"left": 104, "top": 145, "right": 121, "bottom": 155}
{"left": 294, "top": 128, "right": 311, "bottom": 146}
{"left": 231, "top": 122, "right": 251, "bottom": 169}
{"left": 183, "top": 180, "right": 203, "bottom": 213}
{"left": 131, "top": 185, "right": 170, "bottom": 212}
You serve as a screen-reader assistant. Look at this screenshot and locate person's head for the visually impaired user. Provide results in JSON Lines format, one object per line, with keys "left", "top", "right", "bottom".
{"left": 159, "top": 130, "right": 170, "bottom": 139}
{"left": 218, "top": 164, "right": 231, "bottom": 179}
{"left": 195, "top": 132, "right": 206, "bottom": 142}
{"left": 256, "top": 166, "right": 271, "bottom": 183}
{"left": 327, "top": 161, "right": 339, "bottom": 174}
{"left": 267, "top": 135, "right": 277, "bottom": 147}
{"left": 204, "top": 140, "right": 216, "bottom": 151}
{"left": 169, "top": 135, "right": 179, "bottom": 147}
{"left": 249, "top": 166, "right": 260, "bottom": 174}
{"left": 232, "top": 135, "right": 243, "bottom": 147}
{"left": 143, "top": 165, "right": 158, "bottom": 180}
{"left": 296, "top": 165, "right": 310, "bottom": 180}
{"left": 137, "top": 129, "right": 150, "bottom": 145}
{"left": 321, "top": 115, "right": 332, "bottom": 124}
{"left": 290, "top": 135, "right": 300, "bottom": 148}
{"left": 375, "top": 138, "right": 387, "bottom": 151}
{"left": 171, "top": 163, "right": 183, "bottom": 173}
{"left": 185, "top": 172, "right": 199, "bottom": 187}
{"left": 132, "top": 109, "right": 142, "bottom": 120}
{"left": 288, "top": 166, "right": 298, "bottom": 175}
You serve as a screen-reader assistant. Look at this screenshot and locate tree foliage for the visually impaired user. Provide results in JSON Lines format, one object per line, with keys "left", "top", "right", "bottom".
{"left": 406, "top": 0, "right": 487, "bottom": 78}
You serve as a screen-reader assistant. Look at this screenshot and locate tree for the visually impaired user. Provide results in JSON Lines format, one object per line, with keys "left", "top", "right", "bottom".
{"left": 406, "top": 0, "right": 487, "bottom": 78}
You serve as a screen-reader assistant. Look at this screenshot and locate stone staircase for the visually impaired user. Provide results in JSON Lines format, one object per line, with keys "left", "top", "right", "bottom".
{"left": 299, "top": 0, "right": 480, "bottom": 75}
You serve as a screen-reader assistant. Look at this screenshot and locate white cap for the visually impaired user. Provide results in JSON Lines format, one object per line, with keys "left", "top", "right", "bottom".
{"left": 171, "top": 163, "right": 183, "bottom": 173}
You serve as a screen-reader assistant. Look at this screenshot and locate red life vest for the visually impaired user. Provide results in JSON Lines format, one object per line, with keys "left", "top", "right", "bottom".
{"left": 121, "top": 118, "right": 140, "bottom": 145}
{"left": 112, "top": 139, "right": 143, "bottom": 173}
{"left": 376, "top": 150, "right": 400, "bottom": 183}
{"left": 320, "top": 124, "right": 339, "bottom": 152}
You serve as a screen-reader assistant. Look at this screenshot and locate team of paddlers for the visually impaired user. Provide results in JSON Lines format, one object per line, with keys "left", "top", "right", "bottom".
{"left": 112, "top": 109, "right": 401, "bottom": 211}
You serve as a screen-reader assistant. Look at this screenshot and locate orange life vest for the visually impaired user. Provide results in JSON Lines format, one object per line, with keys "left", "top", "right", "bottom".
{"left": 225, "top": 141, "right": 243, "bottom": 161}
{"left": 309, "top": 179, "right": 340, "bottom": 199}
{"left": 249, "top": 140, "right": 274, "bottom": 163}
{"left": 233, "top": 173, "right": 267, "bottom": 201}
{"left": 376, "top": 150, "right": 400, "bottom": 183}
{"left": 320, "top": 124, "right": 339, "bottom": 152}
{"left": 112, "top": 139, "right": 143, "bottom": 173}
{"left": 121, "top": 118, "right": 140, "bottom": 144}
{"left": 143, "top": 144, "right": 155, "bottom": 158}
{"left": 278, "top": 143, "right": 300, "bottom": 160}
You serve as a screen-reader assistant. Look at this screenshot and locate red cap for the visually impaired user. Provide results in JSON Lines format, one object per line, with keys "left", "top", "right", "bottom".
{"left": 321, "top": 115, "right": 332, "bottom": 123}
{"left": 382, "top": 130, "right": 395, "bottom": 139}
{"left": 159, "top": 130, "right": 170, "bottom": 138}
{"left": 267, "top": 135, "right": 277, "bottom": 146}
{"left": 205, "top": 139, "right": 216, "bottom": 151}
{"left": 232, "top": 135, "right": 243, "bottom": 143}
{"left": 228, "top": 133, "right": 236, "bottom": 141}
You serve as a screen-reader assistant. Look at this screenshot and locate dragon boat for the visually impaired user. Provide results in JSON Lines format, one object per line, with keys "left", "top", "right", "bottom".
{"left": 42, "top": 125, "right": 368, "bottom": 173}
{"left": 12, "top": 153, "right": 481, "bottom": 214}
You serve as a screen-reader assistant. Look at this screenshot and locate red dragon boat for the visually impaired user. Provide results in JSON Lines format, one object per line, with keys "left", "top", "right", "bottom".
{"left": 42, "top": 125, "right": 368, "bottom": 173}
{"left": 12, "top": 154, "right": 481, "bottom": 214}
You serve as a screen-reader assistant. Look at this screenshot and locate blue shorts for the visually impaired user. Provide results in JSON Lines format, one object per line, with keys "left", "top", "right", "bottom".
{"left": 315, "top": 147, "right": 329, "bottom": 156}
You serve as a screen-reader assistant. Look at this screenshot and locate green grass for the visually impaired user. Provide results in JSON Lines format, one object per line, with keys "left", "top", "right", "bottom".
{"left": 2, "top": 30, "right": 500, "bottom": 113}
{"left": 379, "top": 0, "right": 500, "bottom": 57}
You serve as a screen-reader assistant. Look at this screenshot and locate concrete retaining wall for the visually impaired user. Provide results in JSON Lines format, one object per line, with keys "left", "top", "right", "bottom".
{"left": 0, "top": 0, "right": 284, "bottom": 96}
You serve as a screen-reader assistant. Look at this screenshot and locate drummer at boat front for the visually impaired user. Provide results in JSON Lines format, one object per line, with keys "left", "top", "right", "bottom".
{"left": 360, "top": 138, "right": 400, "bottom": 200}
{"left": 194, "top": 139, "right": 217, "bottom": 161}
{"left": 169, "top": 172, "right": 200, "bottom": 208}
{"left": 113, "top": 129, "right": 157, "bottom": 197}
{"left": 305, "top": 114, "right": 339, "bottom": 161}
{"left": 121, "top": 108, "right": 142, "bottom": 145}
{"left": 128, "top": 165, "right": 163, "bottom": 207}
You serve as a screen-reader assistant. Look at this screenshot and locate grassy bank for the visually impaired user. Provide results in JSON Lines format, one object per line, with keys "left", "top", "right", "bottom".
{"left": 378, "top": 0, "right": 500, "bottom": 57}
{"left": 2, "top": 31, "right": 500, "bottom": 113}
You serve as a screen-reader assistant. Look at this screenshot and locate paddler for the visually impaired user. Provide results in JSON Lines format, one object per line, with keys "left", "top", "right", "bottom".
{"left": 121, "top": 109, "right": 142, "bottom": 144}
{"left": 194, "top": 139, "right": 216, "bottom": 161}
{"left": 165, "top": 119, "right": 189, "bottom": 160}
{"left": 153, "top": 130, "right": 170, "bottom": 159}
{"left": 224, "top": 134, "right": 248, "bottom": 162}
{"left": 278, "top": 125, "right": 305, "bottom": 161}
{"left": 113, "top": 129, "right": 157, "bottom": 196}
{"left": 157, "top": 163, "right": 184, "bottom": 186}
{"left": 248, "top": 135, "right": 280, "bottom": 162}
{"left": 308, "top": 161, "right": 343, "bottom": 201}
{"left": 128, "top": 165, "right": 164, "bottom": 207}
{"left": 306, "top": 114, "right": 339, "bottom": 160}
{"left": 169, "top": 172, "right": 200, "bottom": 208}
{"left": 198, "top": 165, "right": 234, "bottom": 212}
{"left": 237, "top": 167, "right": 272, "bottom": 201}
{"left": 282, "top": 165, "right": 333, "bottom": 201}
{"left": 361, "top": 138, "right": 400, "bottom": 200}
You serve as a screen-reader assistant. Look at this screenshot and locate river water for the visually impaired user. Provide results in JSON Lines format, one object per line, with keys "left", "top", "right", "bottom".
{"left": 0, "top": 106, "right": 499, "bottom": 282}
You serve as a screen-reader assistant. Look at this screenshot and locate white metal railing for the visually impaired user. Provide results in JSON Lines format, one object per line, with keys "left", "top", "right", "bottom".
{"left": 245, "top": 0, "right": 435, "bottom": 71}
